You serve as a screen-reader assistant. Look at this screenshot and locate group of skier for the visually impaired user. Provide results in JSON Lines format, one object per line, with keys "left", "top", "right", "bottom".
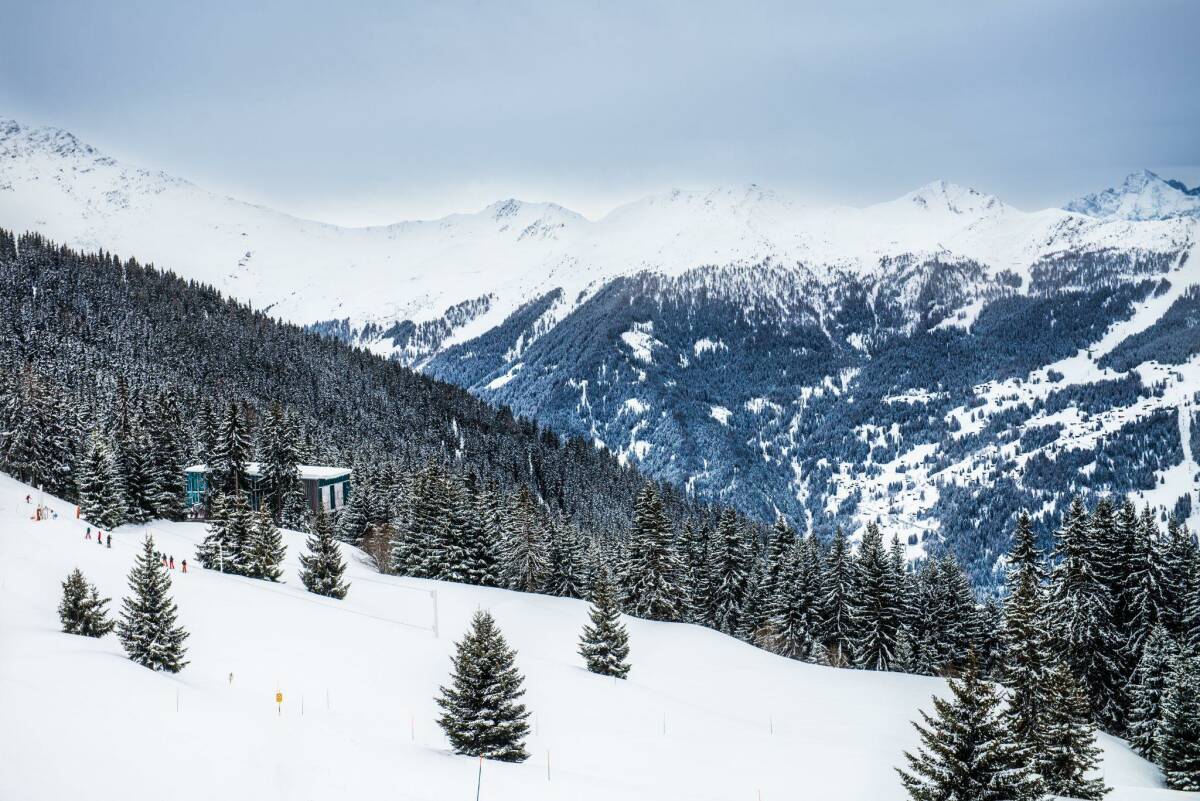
{"left": 24, "top": 493, "right": 191, "bottom": 574}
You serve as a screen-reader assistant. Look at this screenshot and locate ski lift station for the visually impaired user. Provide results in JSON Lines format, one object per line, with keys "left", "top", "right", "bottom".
{"left": 183, "top": 463, "right": 351, "bottom": 517}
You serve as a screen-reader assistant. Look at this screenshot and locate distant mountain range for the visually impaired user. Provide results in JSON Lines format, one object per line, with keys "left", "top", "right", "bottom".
{"left": 3, "top": 118, "right": 1197, "bottom": 584}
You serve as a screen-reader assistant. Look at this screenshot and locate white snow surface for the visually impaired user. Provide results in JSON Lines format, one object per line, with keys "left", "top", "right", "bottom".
{"left": 2, "top": 119, "right": 1195, "bottom": 361}
{"left": 0, "top": 472, "right": 1179, "bottom": 801}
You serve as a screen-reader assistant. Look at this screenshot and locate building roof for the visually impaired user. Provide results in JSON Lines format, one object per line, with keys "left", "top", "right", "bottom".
{"left": 183, "top": 463, "right": 351, "bottom": 480}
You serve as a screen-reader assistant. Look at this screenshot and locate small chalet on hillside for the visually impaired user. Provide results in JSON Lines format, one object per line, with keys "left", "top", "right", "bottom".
{"left": 184, "top": 463, "right": 351, "bottom": 518}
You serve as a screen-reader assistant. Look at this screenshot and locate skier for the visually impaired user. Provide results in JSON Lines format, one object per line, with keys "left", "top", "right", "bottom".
{"left": 86, "top": 527, "right": 92, "bottom": 540}
{"left": 24, "top": 494, "right": 30, "bottom": 504}
{"left": 106, "top": 534, "right": 111, "bottom": 549}
{"left": 169, "top": 555, "right": 175, "bottom": 570}
{"left": 97, "top": 533, "right": 102, "bottom": 547}
{"left": 181, "top": 559, "right": 187, "bottom": 573}
{"left": 162, "top": 555, "right": 168, "bottom": 568}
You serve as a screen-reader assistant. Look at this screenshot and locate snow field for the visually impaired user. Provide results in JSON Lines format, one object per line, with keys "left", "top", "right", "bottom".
{"left": 0, "top": 472, "right": 1175, "bottom": 800}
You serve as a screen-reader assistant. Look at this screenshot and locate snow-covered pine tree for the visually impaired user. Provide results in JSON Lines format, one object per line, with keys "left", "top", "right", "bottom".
{"left": 209, "top": 400, "right": 251, "bottom": 498}
{"left": 579, "top": 565, "right": 631, "bottom": 678}
{"left": 1156, "top": 655, "right": 1200, "bottom": 791}
{"left": 1038, "top": 661, "right": 1109, "bottom": 800}
{"left": 0, "top": 366, "right": 53, "bottom": 489}
{"left": 120, "top": 432, "right": 156, "bottom": 524}
{"left": 1127, "top": 506, "right": 1168, "bottom": 642}
{"left": 622, "top": 484, "right": 687, "bottom": 622}
{"left": 245, "top": 506, "right": 285, "bottom": 581}
{"left": 501, "top": 485, "right": 549, "bottom": 593}
{"left": 736, "top": 559, "right": 769, "bottom": 643}
{"left": 58, "top": 568, "right": 115, "bottom": 637}
{"left": 195, "top": 492, "right": 254, "bottom": 574}
{"left": 853, "top": 523, "right": 900, "bottom": 671}
{"left": 1127, "top": 624, "right": 1180, "bottom": 761}
{"left": 117, "top": 534, "right": 189, "bottom": 672}
{"left": 820, "top": 526, "right": 856, "bottom": 667}
{"left": 78, "top": 434, "right": 122, "bottom": 529}
{"left": 259, "top": 401, "right": 300, "bottom": 523}
{"left": 546, "top": 520, "right": 587, "bottom": 599}
{"left": 761, "top": 519, "right": 797, "bottom": 609}
{"left": 679, "top": 521, "right": 712, "bottom": 624}
{"left": 1160, "top": 517, "right": 1196, "bottom": 643}
{"left": 146, "top": 391, "right": 188, "bottom": 521}
{"left": 1048, "top": 497, "right": 1123, "bottom": 732}
{"left": 1002, "top": 512, "right": 1051, "bottom": 752}
{"left": 707, "top": 508, "right": 751, "bottom": 635}
{"left": 436, "top": 610, "right": 531, "bottom": 762}
{"left": 893, "top": 628, "right": 917, "bottom": 673}
{"left": 765, "top": 534, "right": 822, "bottom": 660}
{"left": 897, "top": 653, "right": 1042, "bottom": 801}
{"left": 464, "top": 479, "right": 503, "bottom": 587}
{"left": 299, "top": 508, "right": 349, "bottom": 599}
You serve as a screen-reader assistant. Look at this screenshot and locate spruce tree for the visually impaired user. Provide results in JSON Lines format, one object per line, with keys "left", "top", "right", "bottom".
{"left": 58, "top": 568, "right": 115, "bottom": 637}
{"left": 1048, "top": 498, "right": 1123, "bottom": 731}
{"left": 464, "top": 480, "right": 503, "bottom": 587}
{"left": 1127, "top": 624, "right": 1179, "bottom": 761}
{"left": 436, "top": 610, "right": 531, "bottom": 762}
{"left": 336, "top": 468, "right": 373, "bottom": 546}
{"left": 500, "top": 486, "right": 549, "bottom": 593}
{"left": 766, "top": 535, "right": 822, "bottom": 661}
{"left": 245, "top": 506, "right": 286, "bottom": 581}
{"left": 78, "top": 435, "right": 122, "bottom": 529}
{"left": 579, "top": 566, "right": 631, "bottom": 678}
{"left": 622, "top": 484, "right": 686, "bottom": 621}
{"left": 196, "top": 492, "right": 254, "bottom": 574}
{"left": 853, "top": 523, "right": 900, "bottom": 671}
{"left": 209, "top": 400, "right": 251, "bottom": 497}
{"left": 707, "top": 508, "right": 750, "bottom": 634}
{"left": 1001, "top": 513, "right": 1050, "bottom": 751}
{"left": 897, "top": 654, "right": 1042, "bottom": 801}
{"left": 117, "top": 535, "right": 189, "bottom": 672}
{"left": 1157, "top": 655, "right": 1200, "bottom": 791}
{"left": 299, "top": 508, "right": 349, "bottom": 599}
{"left": 820, "top": 526, "right": 856, "bottom": 667}
{"left": 1038, "top": 662, "right": 1108, "bottom": 800}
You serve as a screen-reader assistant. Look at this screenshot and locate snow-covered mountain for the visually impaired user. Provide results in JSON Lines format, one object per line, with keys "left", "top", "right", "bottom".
{"left": 3, "top": 118, "right": 1198, "bottom": 583}
{"left": 1065, "top": 169, "right": 1200, "bottom": 221}
{"left": 0, "top": 473, "right": 1174, "bottom": 801}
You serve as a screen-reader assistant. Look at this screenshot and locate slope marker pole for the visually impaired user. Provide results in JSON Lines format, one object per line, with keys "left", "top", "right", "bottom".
{"left": 475, "top": 755, "right": 483, "bottom": 801}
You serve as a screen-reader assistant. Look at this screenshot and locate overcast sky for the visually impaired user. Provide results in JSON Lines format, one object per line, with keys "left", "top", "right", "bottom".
{"left": 2, "top": 0, "right": 1197, "bottom": 224}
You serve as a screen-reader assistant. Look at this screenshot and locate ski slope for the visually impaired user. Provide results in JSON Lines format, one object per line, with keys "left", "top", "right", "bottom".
{"left": 0, "top": 472, "right": 1179, "bottom": 801}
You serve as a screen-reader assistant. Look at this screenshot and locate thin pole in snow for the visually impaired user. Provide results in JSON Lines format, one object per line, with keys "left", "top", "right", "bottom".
{"left": 411, "top": 714, "right": 415, "bottom": 742}
{"left": 547, "top": 751, "right": 551, "bottom": 782}
{"left": 326, "top": 689, "right": 330, "bottom": 710}
{"left": 662, "top": 712, "right": 667, "bottom": 736}
{"left": 176, "top": 688, "right": 179, "bottom": 713}
{"left": 301, "top": 696, "right": 304, "bottom": 716}
{"left": 475, "top": 756, "right": 483, "bottom": 801}
{"left": 769, "top": 715, "right": 773, "bottom": 735}
{"left": 430, "top": 589, "right": 439, "bottom": 638}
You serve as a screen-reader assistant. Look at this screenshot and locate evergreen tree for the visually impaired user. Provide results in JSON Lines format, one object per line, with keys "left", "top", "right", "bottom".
{"left": 546, "top": 520, "right": 586, "bottom": 598}
{"left": 1002, "top": 513, "right": 1050, "bottom": 751}
{"left": 117, "top": 535, "right": 189, "bottom": 672}
{"left": 195, "top": 492, "right": 254, "bottom": 574}
{"left": 436, "top": 610, "right": 531, "bottom": 762}
{"left": 464, "top": 480, "right": 503, "bottom": 587}
{"left": 1038, "top": 662, "right": 1108, "bottom": 800}
{"left": 1127, "top": 624, "right": 1180, "bottom": 761}
{"left": 765, "top": 535, "right": 822, "bottom": 661}
{"left": 299, "top": 509, "right": 349, "bottom": 599}
{"left": 622, "top": 484, "right": 686, "bottom": 621}
{"left": 897, "top": 654, "right": 1043, "bottom": 801}
{"left": 209, "top": 400, "right": 251, "bottom": 498}
{"left": 1048, "top": 498, "right": 1123, "bottom": 731}
{"left": 820, "top": 526, "right": 856, "bottom": 667}
{"left": 707, "top": 509, "right": 751, "bottom": 634}
{"left": 853, "top": 523, "right": 900, "bottom": 671}
{"left": 579, "top": 566, "right": 631, "bottom": 678}
{"left": 337, "top": 465, "right": 374, "bottom": 546}
{"left": 58, "top": 568, "right": 115, "bottom": 637}
{"left": 78, "top": 434, "right": 122, "bottom": 529}
{"left": 1156, "top": 655, "right": 1200, "bottom": 791}
{"left": 245, "top": 507, "right": 286, "bottom": 581}
{"left": 500, "top": 486, "right": 549, "bottom": 593}
{"left": 146, "top": 391, "right": 188, "bottom": 520}
{"left": 120, "top": 432, "right": 156, "bottom": 524}
{"left": 259, "top": 401, "right": 302, "bottom": 523}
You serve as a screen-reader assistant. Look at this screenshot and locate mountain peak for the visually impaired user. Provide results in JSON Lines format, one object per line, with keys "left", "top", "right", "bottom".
{"left": 893, "top": 180, "right": 1006, "bottom": 217}
{"left": 0, "top": 118, "right": 108, "bottom": 163}
{"left": 1065, "top": 170, "right": 1200, "bottom": 221}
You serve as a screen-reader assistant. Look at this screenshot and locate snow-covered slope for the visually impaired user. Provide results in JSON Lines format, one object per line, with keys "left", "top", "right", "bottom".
{"left": 1066, "top": 170, "right": 1200, "bottom": 221}
{"left": 0, "top": 473, "right": 1176, "bottom": 801}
